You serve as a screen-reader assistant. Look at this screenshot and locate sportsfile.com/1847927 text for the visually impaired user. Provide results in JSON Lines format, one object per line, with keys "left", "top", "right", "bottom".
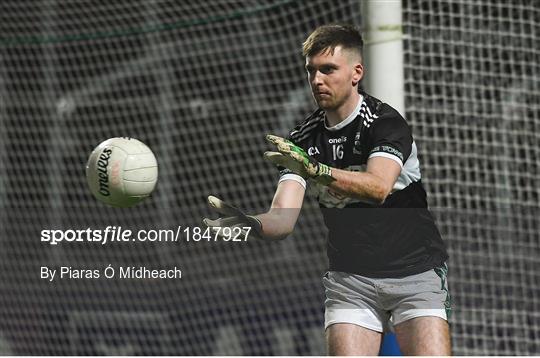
{"left": 40, "top": 226, "right": 252, "bottom": 245}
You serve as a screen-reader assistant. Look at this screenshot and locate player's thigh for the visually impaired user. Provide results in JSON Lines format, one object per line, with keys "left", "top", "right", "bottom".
{"left": 394, "top": 316, "right": 451, "bottom": 356}
{"left": 326, "top": 323, "right": 383, "bottom": 356}
{"left": 323, "top": 271, "right": 389, "bottom": 335}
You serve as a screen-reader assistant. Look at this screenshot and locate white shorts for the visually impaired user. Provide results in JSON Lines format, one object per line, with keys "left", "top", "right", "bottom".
{"left": 323, "top": 264, "right": 451, "bottom": 332}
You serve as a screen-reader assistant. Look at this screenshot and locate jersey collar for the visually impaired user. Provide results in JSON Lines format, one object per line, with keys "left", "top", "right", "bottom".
{"left": 324, "top": 94, "right": 364, "bottom": 131}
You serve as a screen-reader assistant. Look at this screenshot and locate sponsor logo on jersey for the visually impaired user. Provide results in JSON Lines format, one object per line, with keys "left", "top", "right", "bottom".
{"left": 327, "top": 188, "right": 346, "bottom": 200}
{"left": 370, "top": 145, "right": 404, "bottom": 161}
{"left": 308, "top": 146, "right": 320, "bottom": 155}
{"left": 353, "top": 131, "right": 362, "bottom": 155}
{"left": 328, "top": 136, "right": 347, "bottom": 144}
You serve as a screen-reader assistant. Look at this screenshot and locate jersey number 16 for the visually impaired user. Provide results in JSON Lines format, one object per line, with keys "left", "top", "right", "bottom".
{"left": 333, "top": 144, "right": 344, "bottom": 161}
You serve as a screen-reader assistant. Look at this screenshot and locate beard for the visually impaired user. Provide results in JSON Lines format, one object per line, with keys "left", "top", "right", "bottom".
{"left": 313, "top": 92, "right": 346, "bottom": 111}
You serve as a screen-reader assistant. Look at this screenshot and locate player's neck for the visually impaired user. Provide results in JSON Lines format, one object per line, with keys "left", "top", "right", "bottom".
{"left": 325, "top": 92, "right": 362, "bottom": 128}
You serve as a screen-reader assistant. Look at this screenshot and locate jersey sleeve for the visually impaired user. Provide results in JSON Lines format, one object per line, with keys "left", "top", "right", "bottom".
{"left": 367, "top": 106, "right": 413, "bottom": 167}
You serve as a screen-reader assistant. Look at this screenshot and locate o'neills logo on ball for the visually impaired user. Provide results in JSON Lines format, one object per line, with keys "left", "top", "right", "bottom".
{"left": 97, "top": 148, "right": 113, "bottom": 196}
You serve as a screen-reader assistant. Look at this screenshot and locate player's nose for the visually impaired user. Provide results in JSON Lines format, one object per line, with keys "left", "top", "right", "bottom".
{"left": 313, "top": 72, "right": 324, "bottom": 86}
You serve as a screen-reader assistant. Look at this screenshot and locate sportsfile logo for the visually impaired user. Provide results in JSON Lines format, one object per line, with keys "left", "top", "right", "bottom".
{"left": 97, "top": 148, "right": 112, "bottom": 196}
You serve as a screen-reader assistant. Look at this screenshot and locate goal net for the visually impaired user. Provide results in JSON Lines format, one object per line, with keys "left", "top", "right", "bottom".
{"left": 0, "top": 0, "right": 538, "bottom": 355}
{"left": 403, "top": 0, "right": 539, "bottom": 355}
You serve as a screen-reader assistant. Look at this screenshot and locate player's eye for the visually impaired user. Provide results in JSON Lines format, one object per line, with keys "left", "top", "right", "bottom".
{"left": 320, "top": 66, "right": 335, "bottom": 74}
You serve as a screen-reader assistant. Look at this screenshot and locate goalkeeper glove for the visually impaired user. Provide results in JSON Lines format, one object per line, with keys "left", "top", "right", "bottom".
{"left": 264, "top": 134, "right": 335, "bottom": 186}
{"left": 202, "top": 195, "right": 264, "bottom": 240}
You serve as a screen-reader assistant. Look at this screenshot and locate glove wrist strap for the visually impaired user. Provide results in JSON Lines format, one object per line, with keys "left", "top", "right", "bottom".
{"left": 313, "top": 164, "right": 335, "bottom": 186}
{"left": 246, "top": 215, "right": 263, "bottom": 235}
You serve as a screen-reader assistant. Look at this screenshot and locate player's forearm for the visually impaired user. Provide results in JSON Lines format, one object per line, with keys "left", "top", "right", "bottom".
{"left": 328, "top": 168, "right": 391, "bottom": 204}
{"left": 254, "top": 208, "right": 301, "bottom": 240}
{"left": 252, "top": 179, "right": 304, "bottom": 240}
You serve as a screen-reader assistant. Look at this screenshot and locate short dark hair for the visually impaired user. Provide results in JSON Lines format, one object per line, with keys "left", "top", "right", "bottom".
{"left": 302, "top": 24, "right": 363, "bottom": 61}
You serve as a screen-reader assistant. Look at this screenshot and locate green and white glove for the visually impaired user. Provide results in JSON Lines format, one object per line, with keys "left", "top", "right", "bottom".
{"left": 264, "top": 134, "right": 335, "bottom": 186}
{"left": 202, "top": 195, "right": 264, "bottom": 240}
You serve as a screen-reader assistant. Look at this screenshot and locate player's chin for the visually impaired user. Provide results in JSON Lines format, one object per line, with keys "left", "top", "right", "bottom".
{"left": 314, "top": 97, "right": 334, "bottom": 109}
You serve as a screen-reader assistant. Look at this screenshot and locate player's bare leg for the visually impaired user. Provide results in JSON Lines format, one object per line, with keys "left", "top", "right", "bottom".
{"left": 394, "top": 316, "right": 451, "bottom": 355}
{"left": 326, "top": 323, "right": 382, "bottom": 356}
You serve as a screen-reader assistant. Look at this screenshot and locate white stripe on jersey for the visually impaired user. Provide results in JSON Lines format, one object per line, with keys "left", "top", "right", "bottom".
{"left": 291, "top": 111, "right": 325, "bottom": 143}
{"left": 368, "top": 151, "right": 404, "bottom": 167}
{"left": 278, "top": 173, "right": 307, "bottom": 189}
{"left": 359, "top": 101, "right": 377, "bottom": 128}
{"left": 393, "top": 141, "right": 421, "bottom": 191}
{"left": 324, "top": 95, "right": 364, "bottom": 132}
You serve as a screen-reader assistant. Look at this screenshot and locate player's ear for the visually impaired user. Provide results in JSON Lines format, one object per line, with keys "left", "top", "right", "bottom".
{"left": 352, "top": 63, "right": 364, "bottom": 86}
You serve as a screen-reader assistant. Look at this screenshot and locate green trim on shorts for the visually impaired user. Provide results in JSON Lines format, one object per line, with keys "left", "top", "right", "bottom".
{"left": 434, "top": 263, "right": 452, "bottom": 319}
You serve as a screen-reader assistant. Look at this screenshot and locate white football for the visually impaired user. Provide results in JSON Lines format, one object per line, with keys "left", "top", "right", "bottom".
{"left": 86, "top": 137, "right": 158, "bottom": 207}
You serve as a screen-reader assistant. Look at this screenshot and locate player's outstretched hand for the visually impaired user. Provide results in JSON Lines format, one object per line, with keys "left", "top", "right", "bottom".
{"left": 202, "top": 195, "right": 264, "bottom": 240}
{"left": 264, "top": 134, "right": 335, "bottom": 185}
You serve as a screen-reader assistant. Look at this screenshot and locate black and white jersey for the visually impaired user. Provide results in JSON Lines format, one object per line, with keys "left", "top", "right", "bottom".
{"left": 279, "top": 92, "right": 448, "bottom": 278}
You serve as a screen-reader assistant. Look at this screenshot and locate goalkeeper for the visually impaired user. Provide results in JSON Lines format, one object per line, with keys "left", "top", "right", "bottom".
{"left": 204, "top": 24, "right": 451, "bottom": 355}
